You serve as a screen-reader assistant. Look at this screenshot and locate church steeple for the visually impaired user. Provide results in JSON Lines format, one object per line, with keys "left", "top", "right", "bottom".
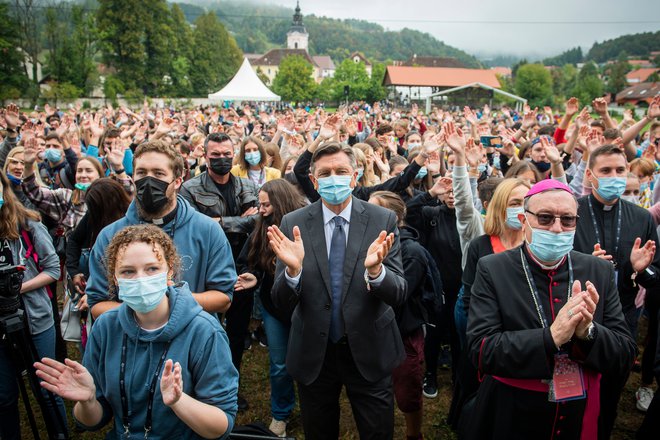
{"left": 292, "top": 1, "right": 303, "bottom": 27}
{"left": 287, "top": 1, "right": 308, "bottom": 51}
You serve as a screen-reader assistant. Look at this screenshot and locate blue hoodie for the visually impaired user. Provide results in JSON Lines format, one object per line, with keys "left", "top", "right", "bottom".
{"left": 86, "top": 196, "right": 237, "bottom": 310}
{"left": 81, "top": 283, "right": 238, "bottom": 439}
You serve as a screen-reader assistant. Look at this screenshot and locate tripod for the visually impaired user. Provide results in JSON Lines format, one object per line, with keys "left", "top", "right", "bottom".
{"left": 1, "top": 306, "right": 68, "bottom": 439}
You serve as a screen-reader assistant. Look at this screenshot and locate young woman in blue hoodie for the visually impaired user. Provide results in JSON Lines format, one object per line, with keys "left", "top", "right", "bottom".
{"left": 35, "top": 224, "right": 239, "bottom": 439}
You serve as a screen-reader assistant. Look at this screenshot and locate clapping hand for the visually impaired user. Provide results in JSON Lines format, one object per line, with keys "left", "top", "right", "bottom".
{"left": 365, "top": 231, "right": 394, "bottom": 277}
{"left": 160, "top": 359, "right": 183, "bottom": 407}
{"left": 235, "top": 273, "right": 258, "bottom": 291}
{"left": 550, "top": 281, "right": 588, "bottom": 347}
{"left": 630, "top": 238, "right": 656, "bottom": 273}
{"left": 573, "top": 281, "right": 599, "bottom": 340}
{"left": 592, "top": 243, "right": 613, "bottom": 262}
{"left": 34, "top": 358, "right": 96, "bottom": 403}
{"left": 268, "top": 225, "right": 305, "bottom": 277}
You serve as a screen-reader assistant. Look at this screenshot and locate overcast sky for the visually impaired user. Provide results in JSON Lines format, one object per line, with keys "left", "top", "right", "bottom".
{"left": 262, "top": 0, "right": 660, "bottom": 60}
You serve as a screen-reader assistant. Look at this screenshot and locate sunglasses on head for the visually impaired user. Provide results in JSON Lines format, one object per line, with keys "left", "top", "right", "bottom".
{"left": 525, "top": 210, "right": 578, "bottom": 228}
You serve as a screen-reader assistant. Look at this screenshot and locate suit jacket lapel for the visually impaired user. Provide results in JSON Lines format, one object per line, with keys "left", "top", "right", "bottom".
{"left": 342, "top": 198, "right": 368, "bottom": 301}
{"left": 305, "top": 202, "right": 332, "bottom": 297}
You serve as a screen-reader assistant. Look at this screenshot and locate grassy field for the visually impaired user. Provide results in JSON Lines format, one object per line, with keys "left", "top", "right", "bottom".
{"left": 19, "top": 319, "right": 649, "bottom": 439}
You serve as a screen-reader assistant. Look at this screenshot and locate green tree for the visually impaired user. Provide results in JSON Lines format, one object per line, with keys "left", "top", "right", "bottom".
{"left": 169, "top": 4, "right": 194, "bottom": 96}
{"left": 514, "top": 64, "right": 553, "bottom": 107}
{"left": 572, "top": 62, "right": 603, "bottom": 104}
{"left": 143, "top": 0, "right": 176, "bottom": 95}
{"left": 366, "top": 63, "right": 387, "bottom": 102}
{"left": 190, "top": 12, "right": 242, "bottom": 96}
{"left": 607, "top": 53, "right": 631, "bottom": 94}
{"left": 0, "top": 3, "right": 30, "bottom": 99}
{"left": 272, "top": 55, "right": 317, "bottom": 102}
{"left": 331, "top": 59, "right": 370, "bottom": 101}
{"left": 97, "top": 0, "right": 148, "bottom": 90}
{"left": 41, "top": 81, "right": 83, "bottom": 104}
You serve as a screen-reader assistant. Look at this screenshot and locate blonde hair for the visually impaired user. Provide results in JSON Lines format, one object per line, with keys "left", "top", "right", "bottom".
{"left": 354, "top": 143, "right": 377, "bottom": 186}
{"left": 483, "top": 178, "right": 530, "bottom": 237}
{"left": 2, "top": 146, "right": 45, "bottom": 186}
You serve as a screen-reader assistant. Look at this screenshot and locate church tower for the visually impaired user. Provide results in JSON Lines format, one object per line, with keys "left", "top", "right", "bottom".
{"left": 286, "top": 2, "right": 308, "bottom": 51}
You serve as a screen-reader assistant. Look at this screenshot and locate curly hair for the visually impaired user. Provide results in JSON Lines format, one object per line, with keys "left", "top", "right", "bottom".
{"left": 105, "top": 224, "right": 181, "bottom": 296}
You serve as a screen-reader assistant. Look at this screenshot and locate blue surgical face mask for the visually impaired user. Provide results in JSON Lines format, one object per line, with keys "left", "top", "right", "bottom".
{"left": 416, "top": 167, "right": 428, "bottom": 180}
{"left": 595, "top": 177, "right": 626, "bottom": 201}
{"left": 245, "top": 151, "right": 261, "bottom": 166}
{"left": 0, "top": 198, "right": 4, "bottom": 210}
{"left": 506, "top": 207, "right": 524, "bottom": 230}
{"left": 44, "top": 148, "right": 62, "bottom": 163}
{"left": 117, "top": 272, "right": 168, "bottom": 314}
{"left": 75, "top": 182, "right": 91, "bottom": 191}
{"left": 493, "top": 155, "right": 501, "bottom": 169}
{"left": 526, "top": 223, "right": 575, "bottom": 263}
{"left": 6, "top": 173, "right": 22, "bottom": 186}
{"left": 477, "top": 163, "right": 487, "bottom": 173}
{"left": 356, "top": 168, "right": 364, "bottom": 181}
{"left": 316, "top": 175, "right": 353, "bottom": 205}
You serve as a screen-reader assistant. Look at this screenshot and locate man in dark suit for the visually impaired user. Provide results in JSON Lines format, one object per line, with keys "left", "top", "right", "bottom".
{"left": 268, "top": 142, "right": 407, "bottom": 439}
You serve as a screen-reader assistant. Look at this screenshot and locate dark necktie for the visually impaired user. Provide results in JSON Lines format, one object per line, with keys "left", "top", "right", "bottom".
{"left": 329, "top": 216, "right": 346, "bottom": 343}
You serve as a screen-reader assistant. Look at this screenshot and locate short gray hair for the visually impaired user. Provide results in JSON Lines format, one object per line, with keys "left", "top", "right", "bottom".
{"left": 310, "top": 142, "right": 357, "bottom": 174}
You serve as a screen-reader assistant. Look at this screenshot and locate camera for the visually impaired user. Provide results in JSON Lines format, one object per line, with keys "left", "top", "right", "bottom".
{"left": 0, "top": 265, "right": 25, "bottom": 316}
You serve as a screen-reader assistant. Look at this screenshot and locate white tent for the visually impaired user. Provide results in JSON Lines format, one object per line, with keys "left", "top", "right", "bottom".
{"left": 207, "top": 58, "right": 281, "bottom": 102}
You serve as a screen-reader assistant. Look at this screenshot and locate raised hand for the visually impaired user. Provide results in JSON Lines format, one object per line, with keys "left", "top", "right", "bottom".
{"left": 344, "top": 117, "right": 358, "bottom": 137}
{"left": 4, "top": 103, "right": 20, "bottom": 129}
{"left": 34, "top": 358, "right": 96, "bottom": 403}
{"left": 592, "top": 98, "right": 608, "bottom": 116}
{"left": 105, "top": 139, "right": 125, "bottom": 170}
{"left": 160, "top": 359, "right": 183, "bottom": 407}
{"left": 23, "top": 137, "right": 39, "bottom": 165}
{"left": 44, "top": 103, "right": 55, "bottom": 116}
{"left": 647, "top": 96, "right": 660, "bottom": 120}
{"left": 541, "top": 136, "right": 562, "bottom": 164}
{"left": 365, "top": 231, "right": 394, "bottom": 277}
{"left": 156, "top": 117, "right": 175, "bottom": 136}
{"left": 234, "top": 273, "right": 258, "bottom": 291}
{"left": 575, "top": 107, "right": 591, "bottom": 129}
{"left": 565, "top": 97, "right": 579, "bottom": 117}
{"left": 443, "top": 122, "right": 466, "bottom": 155}
{"left": 586, "top": 129, "right": 605, "bottom": 153}
{"left": 465, "top": 138, "right": 483, "bottom": 169}
{"left": 318, "top": 114, "right": 340, "bottom": 139}
{"left": 268, "top": 225, "right": 305, "bottom": 277}
{"left": 429, "top": 176, "right": 453, "bottom": 198}
{"left": 630, "top": 238, "right": 657, "bottom": 273}
{"left": 463, "top": 106, "right": 478, "bottom": 125}
{"left": 521, "top": 108, "right": 538, "bottom": 131}
{"left": 623, "top": 109, "right": 634, "bottom": 123}
{"left": 642, "top": 142, "right": 657, "bottom": 162}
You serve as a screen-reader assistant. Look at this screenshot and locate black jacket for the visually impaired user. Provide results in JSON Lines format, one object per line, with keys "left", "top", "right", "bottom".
{"left": 406, "top": 191, "right": 463, "bottom": 297}
{"left": 398, "top": 226, "right": 428, "bottom": 335}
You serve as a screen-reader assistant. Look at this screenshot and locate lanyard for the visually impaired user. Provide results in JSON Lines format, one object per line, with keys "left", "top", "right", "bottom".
{"left": 587, "top": 195, "right": 621, "bottom": 267}
{"left": 520, "top": 248, "right": 574, "bottom": 328}
{"left": 119, "top": 334, "right": 172, "bottom": 439}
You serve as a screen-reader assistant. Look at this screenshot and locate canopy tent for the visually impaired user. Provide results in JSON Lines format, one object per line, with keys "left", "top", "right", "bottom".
{"left": 424, "top": 82, "right": 527, "bottom": 113}
{"left": 207, "top": 58, "right": 281, "bottom": 101}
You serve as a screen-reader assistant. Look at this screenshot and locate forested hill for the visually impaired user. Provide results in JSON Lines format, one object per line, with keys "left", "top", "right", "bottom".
{"left": 174, "top": 1, "right": 482, "bottom": 67}
{"left": 586, "top": 31, "right": 660, "bottom": 63}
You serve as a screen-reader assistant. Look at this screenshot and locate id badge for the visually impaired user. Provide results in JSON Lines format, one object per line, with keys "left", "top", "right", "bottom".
{"left": 614, "top": 270, "right": 618, "bottom": 286}
{"left": 548, "top": 353, "right": 586, "bottom": 402}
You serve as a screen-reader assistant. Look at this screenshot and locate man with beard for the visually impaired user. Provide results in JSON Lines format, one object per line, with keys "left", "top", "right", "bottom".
{"left": 179, "top": 132, "right": 259, "bottom": 411}
{"left": 86, "top": 140, "right": 236, "bottom": 318}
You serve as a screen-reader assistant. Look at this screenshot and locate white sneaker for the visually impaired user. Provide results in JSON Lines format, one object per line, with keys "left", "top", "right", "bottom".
{"left": 636, "top": 386, "right": 654, "bottom": 412}
{"left": 269, "top": 418, "right": 287, "bottom": 438}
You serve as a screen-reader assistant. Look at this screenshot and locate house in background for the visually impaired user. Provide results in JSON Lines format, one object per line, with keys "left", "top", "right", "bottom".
{"left": 615, "top": 82, "right": 660, "bottom": 106}
{"left": 626, "top": 68, "right": 660, "bottom": 84}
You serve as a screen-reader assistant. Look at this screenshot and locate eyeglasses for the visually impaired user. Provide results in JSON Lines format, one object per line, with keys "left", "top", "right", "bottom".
{"left": 525, "top": 210, "right": 579, "bottom": 228}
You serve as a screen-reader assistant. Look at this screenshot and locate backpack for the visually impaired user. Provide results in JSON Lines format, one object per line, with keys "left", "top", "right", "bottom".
{"left": 419, "top": 246, "right": 445, "bottom": 325}
{"left": 20, "top": 227, "right": 55, "bottom": 299}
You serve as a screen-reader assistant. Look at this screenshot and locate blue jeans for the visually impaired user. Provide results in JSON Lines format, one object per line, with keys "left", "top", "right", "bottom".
{"left": 261, "top": 306, "right": 295, "bottom": 421}
{"left": 454, "top": 286, "right": 468, "bottom": 350}
{"left": 0, "top": 325, "right": 68, "bottom": 440}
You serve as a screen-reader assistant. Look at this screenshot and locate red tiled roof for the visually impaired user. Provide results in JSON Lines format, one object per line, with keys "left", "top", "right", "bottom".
{"left": 313, "top": 55, "right": 335, "bottom": 71}
{"left": 616, "top": 82, "right": 660, "bottom": 102}
{"left": 626, "top": 68, "right": 659, "bottom": 83}
{"left": 383, "top": 66, "right": 500, "bottom": 88}
{"left": 491, "top": 67, "right": 512, "bottom": 77}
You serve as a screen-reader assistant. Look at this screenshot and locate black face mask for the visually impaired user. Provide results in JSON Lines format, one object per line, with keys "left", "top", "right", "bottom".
{"left": 209, "top": 157, "right": 233, "bottom": 176}
{"left": 531, "top": 159, "right": 551, "bottom": 173}
{"left": 135, "top": 176, "right": 172, "bottom": 214}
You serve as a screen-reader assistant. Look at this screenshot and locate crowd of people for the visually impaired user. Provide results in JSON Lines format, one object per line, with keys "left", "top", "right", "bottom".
{"left": 0, "top": 94, "right": 659, "bottom": 439}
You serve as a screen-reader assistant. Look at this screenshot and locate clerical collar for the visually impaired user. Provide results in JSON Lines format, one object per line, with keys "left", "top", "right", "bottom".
{"left": 591, "top": 194, "right": 617, "bottom": 211}
{"left": 524, "top": 244, "right": 566, "bottom": 271}
{"left": 149, "top": 206, "right": 177, "bottom": 226}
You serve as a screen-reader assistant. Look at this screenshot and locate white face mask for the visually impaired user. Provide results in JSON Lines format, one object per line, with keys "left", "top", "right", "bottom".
{"left": 621, "top": 194, "right": 640, "bottom": 205}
